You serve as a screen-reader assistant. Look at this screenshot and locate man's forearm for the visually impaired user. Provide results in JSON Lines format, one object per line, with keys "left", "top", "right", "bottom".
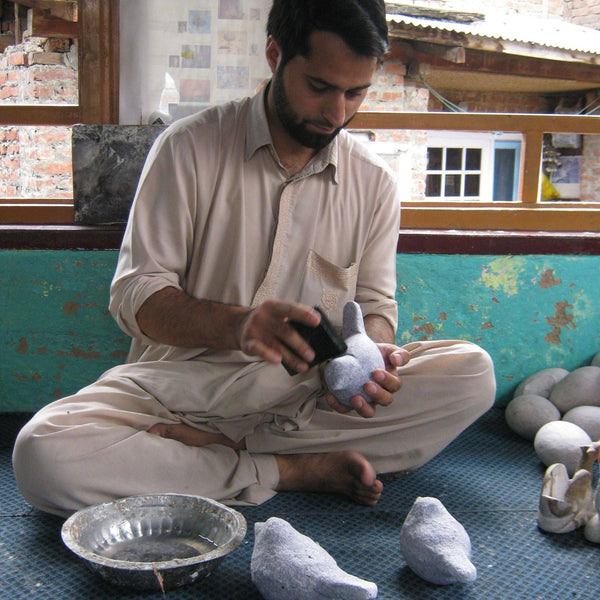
{"left": 136, "top": 286, "right": 250, "bottom": 349}
{"left": 364, "top": 313, "right": 396, "bottom": 345}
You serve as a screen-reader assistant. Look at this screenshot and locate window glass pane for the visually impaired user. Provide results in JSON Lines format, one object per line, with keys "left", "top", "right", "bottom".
{"left": 427, "top": 147, "right": 442, "bottom": 170}
{"left": 445, "top": 174, "right": 461, "bottom": 196}
{"left": 465, "top": 174, "right": 480, "bottom": 196}
{"left": 446, "top": 148, "right": 462, "bottom": 170}
{"left": 466, "top": 148, "right": 481, "bottom": 170}
{"left": 494, "top": 148, "right": 516, "bottom": 201}
{"left": 426, "top": 174, "right": 441, "bottom": 197}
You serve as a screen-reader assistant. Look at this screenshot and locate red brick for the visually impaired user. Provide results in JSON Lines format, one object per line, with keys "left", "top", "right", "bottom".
{"left": 29, "top": 65, "right": 75, "bottom": 81}
{"left": 36, "top": 161, "right": 72, "bottom": 176}
{"left": 0, "top": 86, "right": 18, "bottom": 99}
{"left": 8, "top": 52, "right": 28, "bottom": 66}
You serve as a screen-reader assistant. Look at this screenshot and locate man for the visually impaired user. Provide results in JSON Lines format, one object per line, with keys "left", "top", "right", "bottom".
{"left": 13, "top": 0, "right": 495, "bottom": 517}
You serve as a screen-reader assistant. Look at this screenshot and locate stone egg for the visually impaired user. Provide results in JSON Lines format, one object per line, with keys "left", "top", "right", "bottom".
{"left": 513, "top": 368, "right": 569, "bottom": 399}
{"left": 548, "top": 366, "right": 600, "bottom": 413}
{"left": 562, "top": 406, "right": 600, "bottom": 442}
{"left": 505, "top": 394, "right": 561, "bottom": 441}
{"left": 584, "top": 514, "right": 600, "bottom": 544}
{"left": 534, "top": 421, "right": 592, "bottom": 476}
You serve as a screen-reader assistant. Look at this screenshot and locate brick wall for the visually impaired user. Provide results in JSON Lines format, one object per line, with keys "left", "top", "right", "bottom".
{"left": 568, "top": 0, "right": 600, "bottom": 28}
{"left": 0, "top": 36, "right": 76, "bottom": 199}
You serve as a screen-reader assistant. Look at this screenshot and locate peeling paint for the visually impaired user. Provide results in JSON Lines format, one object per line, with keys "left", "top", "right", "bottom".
{"left": 480, "top": 256, "right": 525, "bottom": 297}
{"left": 539, "top": 268, "right": 562, "bottom": 289}
{"left": 544, "top": 300, "right": 575, "bottom": 345}
{"left": 63, "top": 301, "right": 82, "bottom": 315}
{"left": 481, "top": 322, "right": 494, "bottom": 330}
{"left": 16, "top": 338, "right": 28, "bottom": 355}
{"left": 56, "top": 345, "right": 102, "bottom": 360}
{"left": 413, "top": 322, "right": 435, "bottom": 337}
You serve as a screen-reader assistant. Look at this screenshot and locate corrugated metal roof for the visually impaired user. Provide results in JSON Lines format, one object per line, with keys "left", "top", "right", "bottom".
{"left": 387, "top": 12, "right": 600, "bottom": 56}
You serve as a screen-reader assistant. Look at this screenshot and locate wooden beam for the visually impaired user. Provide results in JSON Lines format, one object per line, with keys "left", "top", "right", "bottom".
{"left": 26, "top": 8, "right": 78, "bottom": 38}
{"left": 4, "top": 0, "right": 77, "bottom": 22}
{"left": 78, "top": 0, "right": 119, "bottom": 124}
{"left": 351, "top": 112, "right": 600, "bottom": 134}
{"left": 398, "top": 205, "right": 600, "bottom": 231}
{"left": 0, "top": 204, "right": 74, "bottom": 225}
{"left": 0, "top": 105, "right": 79, "bottom": 125}
{"left": 390, "top": 40, "right": 600, "bottom": 86}
{"left": 412, "top": 41, "right": 465, "bottom": 64}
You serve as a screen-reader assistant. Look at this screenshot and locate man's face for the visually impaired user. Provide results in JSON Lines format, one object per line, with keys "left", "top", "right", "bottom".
{"left": 270, "top": 31, "right": 378, "bottom": 151}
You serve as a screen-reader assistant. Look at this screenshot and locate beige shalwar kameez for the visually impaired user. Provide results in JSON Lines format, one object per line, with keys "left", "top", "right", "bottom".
{"left": 13, "top": 85, "right": 496, "bottom": 517}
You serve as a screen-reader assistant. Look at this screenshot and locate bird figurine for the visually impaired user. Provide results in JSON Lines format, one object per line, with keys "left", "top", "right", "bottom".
{"left": 251, "top": 517, "right": 378, "bottom": 600}
{"left": 400, "top": 496, "right": 477, "bottom": 585}
{"left": 324, "top": 301, "right": 384, "bottom": 406}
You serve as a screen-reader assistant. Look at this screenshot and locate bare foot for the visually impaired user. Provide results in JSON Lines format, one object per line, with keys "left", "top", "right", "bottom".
{"left": 148, "top": 422, "right": 245, "bottom": 450}
{"left": 275, "top": 450, "right": 383, "bottom": 506}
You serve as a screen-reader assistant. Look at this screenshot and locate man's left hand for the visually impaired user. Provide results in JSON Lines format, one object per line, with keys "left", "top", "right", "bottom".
{"left": 326, "top": 344, "right": 410, "bottom": 418}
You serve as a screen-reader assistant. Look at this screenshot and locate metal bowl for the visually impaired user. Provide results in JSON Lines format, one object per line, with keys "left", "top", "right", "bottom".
{"left": 61, "top": 494, "right": 247, "bottom": 591}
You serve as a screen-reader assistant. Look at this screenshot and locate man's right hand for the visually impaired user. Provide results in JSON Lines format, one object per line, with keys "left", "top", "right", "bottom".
{"left": 238, "top": 300, "right": 320, "bottom": 373}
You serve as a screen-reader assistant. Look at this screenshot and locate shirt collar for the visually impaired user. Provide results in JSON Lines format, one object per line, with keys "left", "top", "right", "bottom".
{"left": 245, "top": 80, "right": 339, "bottom": 183}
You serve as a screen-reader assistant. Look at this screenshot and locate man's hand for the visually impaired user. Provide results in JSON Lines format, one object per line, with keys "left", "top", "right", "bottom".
{"left": 326, "top": 343, "right": 410, "bottom": 418}
{"left": 238, "top": 299, "right": 321, "bottom": 374}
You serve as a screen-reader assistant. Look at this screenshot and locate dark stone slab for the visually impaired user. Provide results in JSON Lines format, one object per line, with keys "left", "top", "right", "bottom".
{"left": 72, "top": 124, "right": 166, "bottom": 225}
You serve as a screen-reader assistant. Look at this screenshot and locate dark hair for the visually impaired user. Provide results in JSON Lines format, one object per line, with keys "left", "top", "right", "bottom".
{"left": 267, "top": 0, "right": 388, "bottom": 66}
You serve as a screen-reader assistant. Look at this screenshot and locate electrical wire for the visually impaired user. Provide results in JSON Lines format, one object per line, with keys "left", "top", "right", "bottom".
{"left": 418, "top": 74, "right": 466, "bottom": 112}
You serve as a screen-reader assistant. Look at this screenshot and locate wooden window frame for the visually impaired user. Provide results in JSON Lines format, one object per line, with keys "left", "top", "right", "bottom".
{"left": 352, "top": 112, "right": 600, "bottom": 232}
{"left": 0, "top": 0, "right": 119, "bottom": 224}
{"left": 1, "top": 3, "right": 598, "bottom": 233}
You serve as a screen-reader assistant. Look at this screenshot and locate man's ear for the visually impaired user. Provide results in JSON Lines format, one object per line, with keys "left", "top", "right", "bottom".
{"left": 265, "top": 35, "right": 282, "bottom": 74}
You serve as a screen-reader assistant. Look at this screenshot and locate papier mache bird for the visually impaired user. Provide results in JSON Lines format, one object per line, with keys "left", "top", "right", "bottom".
{"left": 324, "top": 301, "right": 385, "bottom": 406}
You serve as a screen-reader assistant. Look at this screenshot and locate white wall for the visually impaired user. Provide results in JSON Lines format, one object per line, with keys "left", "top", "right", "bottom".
{"left": 119, "top": 0, "right": 271, "bottom": 124}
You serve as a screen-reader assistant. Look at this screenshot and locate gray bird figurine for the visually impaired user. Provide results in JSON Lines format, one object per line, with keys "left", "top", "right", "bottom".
{"left": 400, "top": 496, "right": 477, "bottom": 585}
{"left": 323, "top": 301, "right": 384, "bottom": 406}
{"left": 251, "top": 517, "right": 378, "bottom": 600}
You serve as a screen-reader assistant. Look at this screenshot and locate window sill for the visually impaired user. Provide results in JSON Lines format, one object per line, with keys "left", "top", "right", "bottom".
{"left": 1, "top": 225, "right": 598, "bottom": 254}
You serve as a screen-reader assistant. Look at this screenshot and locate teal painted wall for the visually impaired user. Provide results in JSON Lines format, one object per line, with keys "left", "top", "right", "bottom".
{"left": 395, "top": 254, "right": 600, "bottom": 404}
{"left": 2, "top": 251, "right": 128, "bottom": 412}
{"left": 1, "top": 251, "right": 599, "bottom": 411}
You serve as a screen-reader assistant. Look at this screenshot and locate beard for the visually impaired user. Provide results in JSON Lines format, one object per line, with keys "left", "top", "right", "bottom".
{"left": 272, "top": 67, "right": 349, "bottom": 151}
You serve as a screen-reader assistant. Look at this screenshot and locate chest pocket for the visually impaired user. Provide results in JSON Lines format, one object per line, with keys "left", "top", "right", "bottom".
{"left": 305, "top": 249, "right": 359, "bottom": 322}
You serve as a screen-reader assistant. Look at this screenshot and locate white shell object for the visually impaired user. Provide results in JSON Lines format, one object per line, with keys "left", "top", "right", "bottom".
{"left": 513, "top": 367, "right": 569, "bottom": 399}
{"left": 400, "top": 497, "right": 476, "bottom": 585}
{"left": 504, "top": 394, "right": 561, "bottom": 441}
{"left": 537, "top": 463, "right": 596, "bottom": 533}
{"left": 251, "top": 517, "right": 377, "bottom": 600}
{"left": 549, "top": 366, "right": 600, "bottom": 413}
{"left": 533, "top": 421, "right": 592, "bottom": 476}
{"left": 562, "top": 406, "right": 600, "bottom": 441}
{"left": 584, "top": 514, "right": 600, "bottom": 543}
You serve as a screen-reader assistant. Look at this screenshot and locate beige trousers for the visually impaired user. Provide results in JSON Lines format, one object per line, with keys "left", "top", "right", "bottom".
{"left": 13, "top": 340, "right": 495, "bottom": 517}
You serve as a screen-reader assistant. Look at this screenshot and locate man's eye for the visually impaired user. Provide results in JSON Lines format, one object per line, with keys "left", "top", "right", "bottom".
{"left": 309, "top": 82, "right": 328, "bottom": 93}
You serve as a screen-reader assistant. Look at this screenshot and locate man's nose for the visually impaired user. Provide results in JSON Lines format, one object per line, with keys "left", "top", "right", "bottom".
{"left": 323, "top": 92, "right": 346, "bottom": 128}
